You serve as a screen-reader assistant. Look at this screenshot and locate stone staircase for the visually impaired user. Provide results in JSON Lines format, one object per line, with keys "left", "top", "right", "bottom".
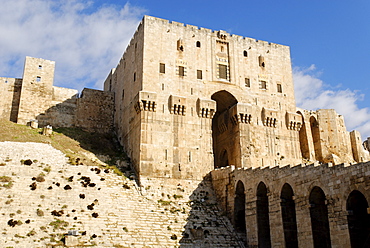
{"left": 0, "top": 142, "right": 243, "bottom": 247}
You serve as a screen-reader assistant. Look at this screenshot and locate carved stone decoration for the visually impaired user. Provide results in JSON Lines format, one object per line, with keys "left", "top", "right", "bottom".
{"left": 285, "top": 111, "right": 302, "bottom": 131}
{"left": 262, "top": 107, "right": 278, "bottom": 127}
{"left": 169, "top": 95, "right": 186, "bottom": 115}
{"left": 196, "top": 98, "right": 216, "bottom": 118}
{"left": 229, "top": 103, "right": 253, "bottom": 125}
{"left": 134, "top": 91, "right": 157, "bottom": 114}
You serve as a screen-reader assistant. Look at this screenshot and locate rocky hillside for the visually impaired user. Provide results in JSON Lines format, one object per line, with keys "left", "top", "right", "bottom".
{"left": 0, "top": 121, "right": 243, "bottom": 247}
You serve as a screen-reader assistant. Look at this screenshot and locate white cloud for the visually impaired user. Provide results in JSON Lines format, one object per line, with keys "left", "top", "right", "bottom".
{"left": 0, "top": 0, "right": 145, "bottom": 90}
{"left": 293, "top": 65, "right": 370, "bottom": 139}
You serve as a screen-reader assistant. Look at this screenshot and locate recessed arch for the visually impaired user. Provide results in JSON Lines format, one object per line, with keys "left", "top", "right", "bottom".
{"left": 309, "top": 186, "right": 331, "bottom": 248}
{"left": 280, "top": 183, "right": 298, "bottom": 248}
{"left": 234, "top": 180, "right": 247, "bottom": 241}
{"left": 347, "top": 190, "right": 370, "bottom": 248}
{"left": 297, "top": 111, "right": 309, "bottom": 159}
{"left": 257, "top": 182, "right": 271, "bottom": 248}
{"left": 211, "top": 91, "right": 239, "bottom": 169}
{"left": 310, "top": 116, "right": 322, "bottom": 161}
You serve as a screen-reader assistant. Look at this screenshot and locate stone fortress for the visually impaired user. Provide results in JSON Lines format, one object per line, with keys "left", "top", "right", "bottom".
{"left": 1, "top": 15, "right": 370, "bottom": 247}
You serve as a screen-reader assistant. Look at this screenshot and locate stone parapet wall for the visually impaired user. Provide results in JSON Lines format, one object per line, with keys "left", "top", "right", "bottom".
{"left": 75, "top": 88, "right": 114, "bottom": 133}
{"left": 211, "top": 161, "right": 370, "bottom": 247}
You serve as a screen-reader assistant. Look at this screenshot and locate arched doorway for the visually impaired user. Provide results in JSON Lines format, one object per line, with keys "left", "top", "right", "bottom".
{"left": 281, "top": 183, "right": 298, "bottom": 248}
{"left": 309, "top": 186, "right": 331, "bottom": 248}
{"left": 257, "top": 182, "right": 271, "bottom": 248}
{"left": 297, "top": 111, "right": 309, "bottom": 159}
{"left": 310, "top": 116, "right": 322, "bottom": 162}
{"left": 234, "top": 180, "right": 247, "bottom": 244}
{"left": 347, "top": 190, "right": 370, "bottom": 248}
{"left": 211, "top": 91, "right": 239, "bottom": 169}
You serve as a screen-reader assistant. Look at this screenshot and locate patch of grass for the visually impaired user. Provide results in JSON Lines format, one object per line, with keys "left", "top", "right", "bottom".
{"left": 0, "top": 120, "right": 128, "bottom": 175}
{"left": 0, "top": 176, "right": 12, "bottom": 182}
{"left": 158, "top": 199, "right": 172, "bottom": 206}
{"left": 173, "top": 194, "right": 183, "bottom": 200}
{"left": 49, "top": 218, "right": 69, "bottom": 230}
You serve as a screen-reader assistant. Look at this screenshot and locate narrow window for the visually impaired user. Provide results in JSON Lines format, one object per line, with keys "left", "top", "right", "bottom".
{"left": 38, "top": 65, "right": 42, "bottom": 69}
{"left": 243, "top": 51, "right": 248, "bottom": 57}
{"left": 260, "top": 80, "right": 267, "bottom": 89}
{"left": 36, "top": 76, "right": 41, "bottom": 82}
{"left": 196, "top": 41, "right": 201, "bottom": 48}
{"left": 197, "top": 70, "right": 202, "bottom": 79}
{"left": 221, "top": 46, "right": 224, "bottom": 52}
{"left": 159, "top": 63, "right": 165, "bottom": 73}
{"left": 259, "top": 56, "right": 265, "bottom": 68}
{"left": 177, "top": 39, "right": 184, "bottom": 51}
{"left": 277, "top": 83, "right": 282, "bottom": 93}
{"left": 245, "top": 78, "right": 250, "bottom": 87}
{"left": 162, "top": 84, "right": 165, "bottom": 91}
{"left": 218, "top": 64, "right": 228, "bottom": 80}
{"left": 191, "top": 88, "right": 193, "bottom": 95}
{"left": 188, "top": 151, "right": 191, "bottom": 162}
{"left": 133, "top": 72, "right": 136, "bottom": 82}
{"left": 179, "top": 66, "right": 185, "bottom": 76}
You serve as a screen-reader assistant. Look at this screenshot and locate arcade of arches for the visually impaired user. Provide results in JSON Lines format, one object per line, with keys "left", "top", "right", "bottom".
{"left": 211, "top": 160, "right": 370, "bottom": 247}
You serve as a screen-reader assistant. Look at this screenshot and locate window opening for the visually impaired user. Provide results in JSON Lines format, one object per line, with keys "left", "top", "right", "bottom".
{"left": 159, "top": 63, "right": 165, "bottom": 73}
{"left": 36, "top": 76, "right": 41, "bottom": 82}
{"left": 179, "top": 66, "right": 185, "bottom": 76}
{"left": 277, "top": 83, "right": 282, "bottom": 93}
{"left": 38, "top": 65, "right": 42, "bottom": 69}
{"left": 133, "top": 72, "right": 136, "bottom": 82}
{"left": 243, "top": 51, "right": 248, "bottom": 57}
{"left": 260, "top": 80, "right": 267, "bottom": 90}
{"left": 221, "top": 46, "right": 224, "bottom": 52}
{"left": 245, "top": 78, "right": 250, "bottom": 87}
{"left": 259, "top": 56, "right": 265, "bottom": 68}
{"left": 218, "top": 64, "right": 228, "bottom": 80}
{"left": 197, "top": 70, "right": 202, "bottom": 79}
{"left": 196, "top": 41, "right": 201, "bottom": 48}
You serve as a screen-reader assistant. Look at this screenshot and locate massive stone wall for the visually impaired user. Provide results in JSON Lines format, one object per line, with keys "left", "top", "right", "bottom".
{"left": 104, "top": 15, "right": 368, "bottom": 183}
{"left": 75, "top": 88, "right": 114, "bottom": 133}
{"left": 211, "top": 162, "right": 370, "bottom": 248}
{"left": 0, "top": 57, "right": 114, "bottom": 133}
{"left": 0, "top": 77, "right": 22, "bottom": 122}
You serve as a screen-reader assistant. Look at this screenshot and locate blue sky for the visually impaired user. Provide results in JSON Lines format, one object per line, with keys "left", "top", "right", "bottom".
{"left": 1, "top": 0, "right": 370, "bottom": 138}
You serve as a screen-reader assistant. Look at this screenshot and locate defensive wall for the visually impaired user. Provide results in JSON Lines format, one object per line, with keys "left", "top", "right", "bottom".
{"left": 211, "top": 161, "right": 370, "bottom": 248}
{"left": 0, "top": 57, "right": 114, "bottom": 133}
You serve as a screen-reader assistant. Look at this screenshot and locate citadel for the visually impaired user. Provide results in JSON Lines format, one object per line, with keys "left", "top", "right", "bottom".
{"left": 1, "top": 15, "right": 370, "bottom": 247}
